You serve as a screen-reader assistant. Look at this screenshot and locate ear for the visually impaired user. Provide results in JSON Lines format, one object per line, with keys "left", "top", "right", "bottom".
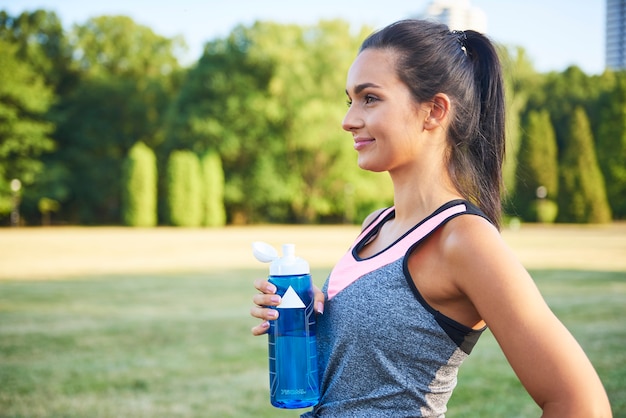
{"left": 423, "top": 93, "right": 451, "bottom": 130}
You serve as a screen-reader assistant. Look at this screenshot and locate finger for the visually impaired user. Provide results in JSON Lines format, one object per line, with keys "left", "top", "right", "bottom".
{"left": 253, "top": 279, "right": 277, "bottom": 294}
{"left": 313, "top": 285, "right": 325, "bottom": 315}
{"left": 252, "top": 293, "right": 281, "bottom": 308}
{"left": 250, "top": 305, "right": 278, "bottom": 337}
{"left": 250, "top": 305, "right": 279, "bottom": 321}
{"left": 251, "top": 320, "right": 271, "bottom": 336}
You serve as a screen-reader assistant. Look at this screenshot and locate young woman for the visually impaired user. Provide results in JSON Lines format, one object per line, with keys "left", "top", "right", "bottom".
{"left": 251, "top": 19, "right": 612, "bottom": 417}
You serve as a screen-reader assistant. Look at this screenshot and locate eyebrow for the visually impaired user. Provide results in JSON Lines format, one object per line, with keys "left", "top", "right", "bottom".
{"left": 345, "top": 82, "right": 382, "bottom": 96}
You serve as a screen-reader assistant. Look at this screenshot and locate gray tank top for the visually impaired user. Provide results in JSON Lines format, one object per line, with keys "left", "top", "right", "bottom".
{"left": 302, "top": 200, "right": 488, "bottom": 417}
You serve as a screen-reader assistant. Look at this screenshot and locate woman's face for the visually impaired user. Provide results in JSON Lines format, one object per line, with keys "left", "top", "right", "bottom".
{"left": 342, "top": 48, "right": 427, "bottom": 173}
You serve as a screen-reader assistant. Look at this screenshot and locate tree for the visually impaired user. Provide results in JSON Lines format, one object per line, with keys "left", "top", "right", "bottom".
{"left": 557, "top": 107, "right": 611, "bottom": 223}
{"left": 515, "top": 110, "right": 558, "bottom": 221}
{"left": 539, "top": 66, "right": 599, "bottom": 152}
{"left": 165, "top": 20, "right": 390, "bottom": 224}
{"left": 166, "top": 150, "right": 202, "bottom": 227}
{"left": 0, "top": 39, "right": 54, "bottom": 217}
{"left": 121, "top": 141, "right": 157, "bottom": 227}
{"left": 200, "top": 150, "right": 226, "bottom": 227}
{"left": 70, "top": 15, "right": 184, "bottom": 79}
{"left": 162, "top": 22, "right": 280, "bottom": 223}
{"left": 0, "top": 10, "right": 80, "bottom": 224}
{"left": 497, "top": 45, "right": 540, "bottom": 209}
{"left": 596, "top": 71, "right": 626, "bottom": 219}
{"left": 50, "top": 15, "right": 182, "bottom": 223}
{"left": 0, "top": 10, "right": 72, "bottom": 89}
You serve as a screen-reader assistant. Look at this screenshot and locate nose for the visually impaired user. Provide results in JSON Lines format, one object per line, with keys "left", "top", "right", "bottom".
{"left": 342, "top": 105, "right": 363, "bottom": 132}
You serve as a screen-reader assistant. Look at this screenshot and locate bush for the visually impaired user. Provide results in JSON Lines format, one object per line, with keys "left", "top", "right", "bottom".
{"left": 515, "top": 110, "right": 559, "bottom": 220}
{"left": 166, "top": 150, "right": 202, "bottom": 227}
{"left": 201, "top": 151, "right": 226, "bottom": 227}
{"left": 557, "top": 108, "right": 612, "bottom": 223}
{"left": 121, "top": 142, "right": 157, "bottom": 227}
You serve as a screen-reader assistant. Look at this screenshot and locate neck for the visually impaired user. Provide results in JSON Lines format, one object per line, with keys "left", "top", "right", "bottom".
{"left": 389, "top": 161, "right": 461, "bottom": 225}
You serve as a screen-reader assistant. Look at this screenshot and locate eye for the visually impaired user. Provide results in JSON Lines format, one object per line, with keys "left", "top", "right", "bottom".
{"left": 364, "top": 94, "right": 379, "bottom": 104}
{"left": 345, "top": 93, "right": 379, "bottom": 108}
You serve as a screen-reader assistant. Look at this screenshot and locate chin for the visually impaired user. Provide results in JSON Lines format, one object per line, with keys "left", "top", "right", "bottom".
{"left": 357, "top": 159, "right": 386, "bottom": 173}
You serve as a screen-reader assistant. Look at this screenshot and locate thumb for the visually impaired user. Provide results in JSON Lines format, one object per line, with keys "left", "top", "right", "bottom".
{"left": 313, "top": 285, "right": 325, "bottom": 315}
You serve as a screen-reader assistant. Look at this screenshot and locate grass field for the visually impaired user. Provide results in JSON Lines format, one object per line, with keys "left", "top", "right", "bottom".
{"left": 1, "top": 224, "right": 625, "bottom": 417}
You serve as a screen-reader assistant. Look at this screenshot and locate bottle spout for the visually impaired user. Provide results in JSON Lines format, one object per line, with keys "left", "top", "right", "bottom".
{"left": 282, "top": 243, "right": 295, "bottom": 259}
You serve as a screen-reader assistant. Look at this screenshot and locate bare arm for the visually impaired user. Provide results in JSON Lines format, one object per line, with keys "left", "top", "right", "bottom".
{"left": 446, "top": 217, "right": 612, "bottom": 417}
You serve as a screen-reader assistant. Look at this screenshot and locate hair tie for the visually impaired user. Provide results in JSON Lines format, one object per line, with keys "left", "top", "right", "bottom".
{"left": 451, "top": 30, "right": 468, "bottom": 56}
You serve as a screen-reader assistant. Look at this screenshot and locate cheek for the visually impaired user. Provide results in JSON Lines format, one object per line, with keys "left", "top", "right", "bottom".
{"left": 369, "top": 108, "right": 403, "bottom": 137}
{"left": 400, "top": 108, "right": 425, "bottom": 139}
{"left": 387, "top": 111, "right": 423, "bottom": 144}
{"left": 367, "top": 102, "right": 423, "bottom": 144}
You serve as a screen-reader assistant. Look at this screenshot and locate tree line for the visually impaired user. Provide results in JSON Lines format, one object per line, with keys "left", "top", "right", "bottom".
{"left": 0, "top": 9, "right": 624, "bottom": 226}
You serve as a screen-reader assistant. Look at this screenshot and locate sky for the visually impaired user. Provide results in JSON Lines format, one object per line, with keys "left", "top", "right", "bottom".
{"left": 2, "top": 0, "right": 606, "bottom": 75}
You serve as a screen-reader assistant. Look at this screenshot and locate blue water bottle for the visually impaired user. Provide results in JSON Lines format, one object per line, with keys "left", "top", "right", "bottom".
{"left": 252, "top": 242, "right": 320, "bottom": 409}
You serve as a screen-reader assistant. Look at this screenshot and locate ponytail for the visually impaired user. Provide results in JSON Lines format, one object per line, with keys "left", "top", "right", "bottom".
{"left": 461, "top": 30, "right": 506, "bottom": 229}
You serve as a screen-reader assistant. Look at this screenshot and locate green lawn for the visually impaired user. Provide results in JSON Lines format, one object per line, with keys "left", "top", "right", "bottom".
{"left": 1, "top": 228, "right": 625, "bottom": 417}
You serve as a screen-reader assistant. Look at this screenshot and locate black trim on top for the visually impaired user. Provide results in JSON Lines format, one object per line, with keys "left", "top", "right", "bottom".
{"left": 353, "top": 199, "right": 479, "bottom": 262}
{"left": 400, "top": 200, "right": 492, "bottom": 354}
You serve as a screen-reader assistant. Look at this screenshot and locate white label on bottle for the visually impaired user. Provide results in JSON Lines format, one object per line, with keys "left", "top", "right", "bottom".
{"left": 278, "top": 286, "right": 306, "bottom": 309}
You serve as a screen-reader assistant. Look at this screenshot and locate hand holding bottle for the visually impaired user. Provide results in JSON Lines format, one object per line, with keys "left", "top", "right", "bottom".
{"left": 251, "top": 278, "right": 325, "bottom": 336}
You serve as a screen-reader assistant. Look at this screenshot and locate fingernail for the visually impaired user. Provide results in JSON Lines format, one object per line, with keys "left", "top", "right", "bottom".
{"left": 267, "top": 284, "right": 277, "bottom": 293}
{"left": 261, "top": 321, "right": 270, "bottom": 328}
{"left": 316, "top": 302, "right": 324, "bottom": 315}
{"left": 270, "top": 295, "right": 281, "bottom": 304}
{"left": 268, "top": 310, "right": 278, "bottom": 319}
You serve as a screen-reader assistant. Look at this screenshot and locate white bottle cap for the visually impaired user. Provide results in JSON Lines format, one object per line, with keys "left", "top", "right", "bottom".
{"left": 252, "top": 242, "right": 310, "bottom": 276}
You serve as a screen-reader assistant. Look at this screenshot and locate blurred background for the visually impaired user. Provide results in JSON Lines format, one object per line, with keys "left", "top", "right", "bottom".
{"left": 0, "top": 0, "right": 622, "bottom": 227}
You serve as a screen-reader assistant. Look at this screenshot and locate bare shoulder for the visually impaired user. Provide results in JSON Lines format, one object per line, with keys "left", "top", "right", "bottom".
{"left": 436, "top": 213, "right": 527, "bottom": 301}
{"left": 439, "top": 213, "right": 508, "bottom": 263}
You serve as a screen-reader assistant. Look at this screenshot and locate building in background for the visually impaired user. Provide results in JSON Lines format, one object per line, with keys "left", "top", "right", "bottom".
{"left": 417, "top": 0, "right": 488, "bottom": 33}
{"left": 606, "top": 0, "right": 626, "bottom": 70}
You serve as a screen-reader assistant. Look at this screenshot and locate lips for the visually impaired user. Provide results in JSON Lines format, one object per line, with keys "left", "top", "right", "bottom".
{"left": 353, "top": 137, "right": 375, "bottom": 151}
